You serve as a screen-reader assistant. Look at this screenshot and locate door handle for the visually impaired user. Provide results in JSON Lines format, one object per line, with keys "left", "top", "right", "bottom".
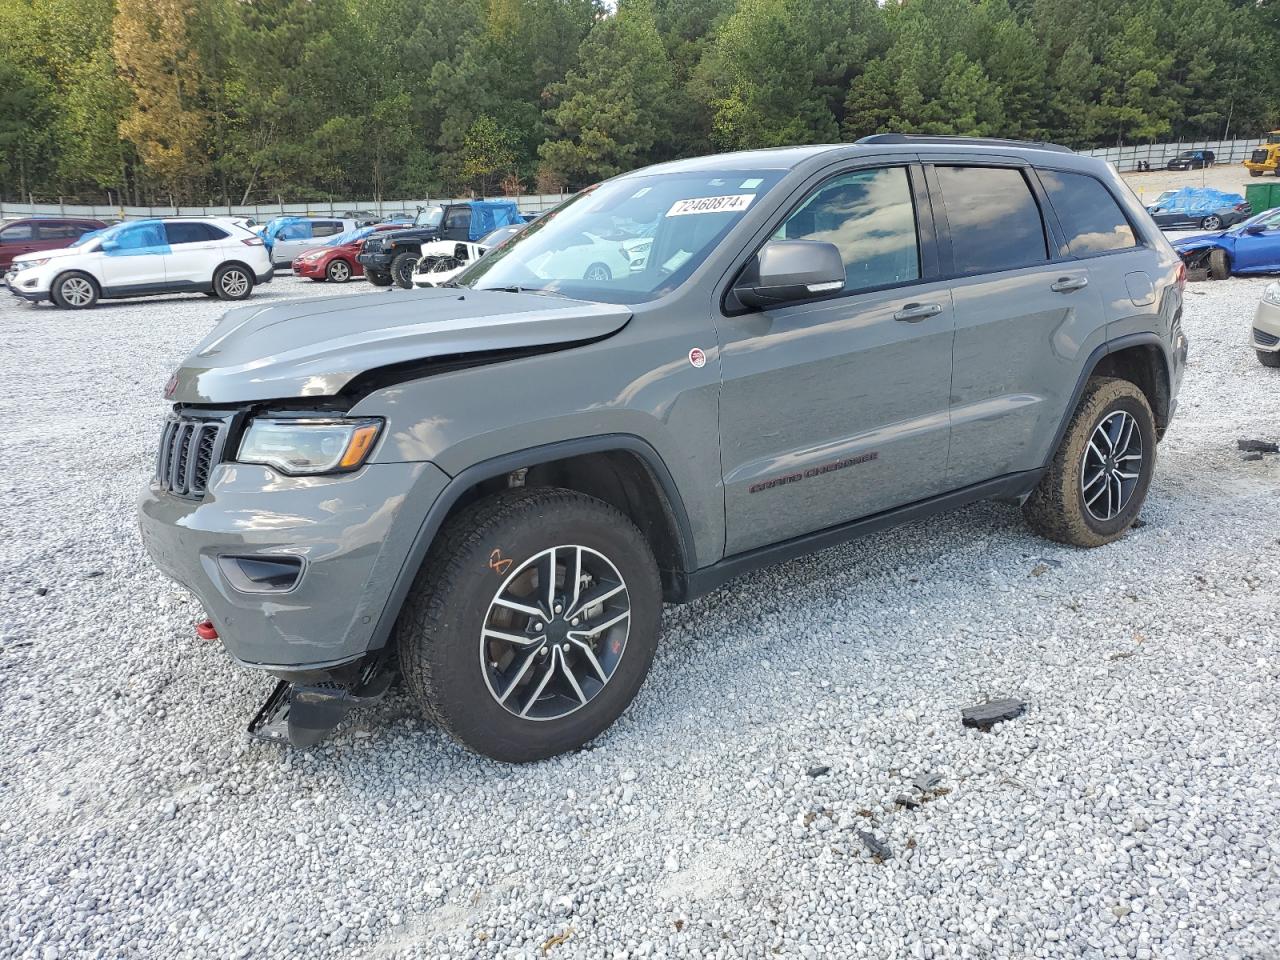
{"left": 893, "top": 302, "right": 943, "bottom": 322}
{"left": 1050, "top": 276, "right": 1089, "bottom": 293}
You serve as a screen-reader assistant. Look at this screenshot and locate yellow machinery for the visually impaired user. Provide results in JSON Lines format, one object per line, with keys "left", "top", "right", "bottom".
{"left": 1244, "top": 131, "right": 1280, "bottom": 176}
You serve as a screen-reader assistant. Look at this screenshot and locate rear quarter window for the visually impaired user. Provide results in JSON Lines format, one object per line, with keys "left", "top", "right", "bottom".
{"left": 934, "top": 166, "right": 1048, "bottom": 275}
{"left": 1039, "top": 169, "right": 1137, "bottom": 256}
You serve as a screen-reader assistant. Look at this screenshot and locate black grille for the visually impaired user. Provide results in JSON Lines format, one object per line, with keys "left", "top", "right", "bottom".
{"left": 1255, "top": 327, "right": 1280, "bottom": 348}
{"left": 1252, "top": 149, "right": 1269, "bottom": 164}
{"left": 157, "top": 416, "right": 228, "bottom": 497}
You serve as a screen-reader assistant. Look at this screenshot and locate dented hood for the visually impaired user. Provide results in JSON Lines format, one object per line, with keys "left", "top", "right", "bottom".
{"left": 168, "top": 288, "right": 631, "bottom": 403}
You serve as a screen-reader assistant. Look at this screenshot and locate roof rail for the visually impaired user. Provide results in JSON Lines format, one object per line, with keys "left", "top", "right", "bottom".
{"left": 856, "top": 133, "right": 1074, "bottom": 154}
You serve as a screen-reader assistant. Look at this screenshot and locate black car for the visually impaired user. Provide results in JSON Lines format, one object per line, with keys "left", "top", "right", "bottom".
{"left": 1166, "top": 149, "right": 1215, "bottom": 171}
{"left": 1146, "top": 190, "right": 1251, "bottom": 231}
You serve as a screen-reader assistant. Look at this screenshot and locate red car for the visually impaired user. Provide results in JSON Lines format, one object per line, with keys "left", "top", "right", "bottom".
{"left": 1, "top": 217, "right": 107, "bottom": 272}
{"left": 290, "top": 223, "right": 404, "bottom": 283}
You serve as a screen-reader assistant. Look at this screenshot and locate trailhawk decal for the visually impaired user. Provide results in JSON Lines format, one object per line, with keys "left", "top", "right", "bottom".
{"left": 666, "top": 194, "right": 756, "bottom": 217}
{"left": 748, "top": 452, "right": 879, "bottom": 494}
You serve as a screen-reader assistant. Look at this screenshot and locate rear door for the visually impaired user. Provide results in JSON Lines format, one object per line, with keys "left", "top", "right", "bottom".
{"left": 717, "top": 161, "right": 956, "bottom": 555}
{"left": 162, "top": 221, "right": 227, "bottom": 287}
{"left": 0, "top": 221, "right": 38, "bottom": 269}
{"left": 928, "top": 162, "right": 1105, "bottom": 488}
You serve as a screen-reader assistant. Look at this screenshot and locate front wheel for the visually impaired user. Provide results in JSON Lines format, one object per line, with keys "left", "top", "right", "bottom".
{"left": 1250, "top": 169, "right": 1263, "bottom": 177}
{"left": 326, "top": 258, "right": 352, "bottom": 283}
{"left": 583, "top": 262, "right": 612, "bottom": 282}
{"left": 396, "top": 488, "right": 661, "bottom": 762}
{"left": 391, "top": 252, "right": 417, "bottom": 289}
{"left": 1023, "top": 377, "right": 1156, "bottom": 548}
{"left": 365, "top": 270, "right": 393, "bottom": 287}
{"left": 213, "top": 264, "right": 254, "bottom": 300}
{"left": 51, "top": 271, "right": 99, "bottom": 309}
{"left": 1208, "top": 248, "right": 1230, "bottom": 281}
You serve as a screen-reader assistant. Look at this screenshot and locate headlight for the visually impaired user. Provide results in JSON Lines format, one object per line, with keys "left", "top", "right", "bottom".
{"left": 236, "top": 418, "right": 382, "bottom": 475}
{"left": 15, "top": 258, "right": 50, "bottom": 269}
{"left": 1264, "top": 283, "right": 1280, "bottom": 307}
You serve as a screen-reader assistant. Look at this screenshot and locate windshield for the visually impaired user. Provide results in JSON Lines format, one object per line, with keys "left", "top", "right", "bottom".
{"left": 479, "top": 225, "right": 523, "bottom": 247}
{"left": 72, "top": 227, "right": 107, "bottom": 247}
{"left": 1234, "top": 208, "right": 1280, "bottom": 232}
{"left": 326, "top": 225, "right": 376, "bottom": 246}
{"left": 457, "top": 170, "right": 785, "bottom": 303}
{"left": 414, "top": 206, "right": 444, "bottom": 228}
{"left": 1178, "top": 151, "right": 1197, "bottom": 159}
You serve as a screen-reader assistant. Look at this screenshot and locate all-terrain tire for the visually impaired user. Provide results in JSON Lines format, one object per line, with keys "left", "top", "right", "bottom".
{"left": 1022, "top": 377, "right": 1156, "bottom": 548}
{"left": 365, "top": 270, "right": 393, "bottom": 287}
{"left": 391, "top": 252, "right": 417, "bottom": 289}
{"left": 1208, "top": 248, "right": 1230, "bottom": 281}
{"left": 1257, "top": 349, "right": 1280, "bottom": 368}
{"left": 396, "top": 487, "right": 661, "bottom": 763}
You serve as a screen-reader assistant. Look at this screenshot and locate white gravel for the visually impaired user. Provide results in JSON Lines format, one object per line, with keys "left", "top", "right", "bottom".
{"left": 2, "top": 274, "right": 1279, "bottom": 960}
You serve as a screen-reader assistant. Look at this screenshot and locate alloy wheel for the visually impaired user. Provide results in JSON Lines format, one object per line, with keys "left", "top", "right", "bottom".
{"left": 480, "top": 545, "right": 631, "bottom": 721}
{"left": 329, "top": 260, "right": 350, "bottom": 282}
{"left": 583, "top": 263, "right": 612, "bottom": 282}
{"left": 1202, "top": 215, "right": 1222, "bottom": 230}
{"left": 221, "top": 269, "right": 249, "bottom": 297}
{"left": 60, "top": 276, "right": 94, "bottom": 307}
{"left": 1081, "top": 410, "right": 1143, "bottom": 522}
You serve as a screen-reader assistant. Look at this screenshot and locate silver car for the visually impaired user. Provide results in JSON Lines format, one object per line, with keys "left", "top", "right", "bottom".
{"left": 140, "top": 135, "right": 1187, "bottom": 760}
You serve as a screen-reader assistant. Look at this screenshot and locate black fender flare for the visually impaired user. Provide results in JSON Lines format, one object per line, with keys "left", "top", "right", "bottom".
{"left": 366, "top": 434, "right": 698, "bottom": 652}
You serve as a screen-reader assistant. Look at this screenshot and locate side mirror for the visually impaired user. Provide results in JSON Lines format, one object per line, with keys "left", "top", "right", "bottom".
{"left": 100, "top": 236, "right": 120, "bottom": 253}
{"left": 1246, "top": 223, "right": 1266, "bottom": 235}
{"left": 734, "top": 240, "right": 845, "bottom": 309}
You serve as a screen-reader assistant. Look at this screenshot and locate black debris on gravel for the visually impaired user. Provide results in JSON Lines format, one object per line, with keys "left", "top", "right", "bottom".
{"left": 961, "top": 698, "right": 1027, "bottom": 731}
{"left": 806, "top": 765, "right": 830, "bottom": 778}
{"left": 1242, "top": 451, "right": 1265, "bottom": 462}
{"left": 895, "top": 794, "right": 921, "bottom": 810}
{"left": 1237, "top": 439, "right": 1279, "bottom": 453}
{"left": 912, "top": 772, "right": 942, "bottom": 792}
{"left": 857, "top": 830, "right": 892, "bottom": 860}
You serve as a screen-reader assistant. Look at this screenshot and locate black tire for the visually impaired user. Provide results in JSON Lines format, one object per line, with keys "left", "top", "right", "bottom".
{"left": 1250, "top": 169, "right": 1263, "bottom": 177}
{"left": 390, "top": 252, "right": 417, "bottom": 289}
{"left": 1023, "top": 377, "right": 1156, "bottom": 548}
{"left": 204, "top": 291, "right": 219, "bottom": 298}
{"left": 50, "top": 271, "right": 99, "bottom": 309}
{"left": 396, "top": 487, "right": 661, "bottom": 763}
{"left": 213, "top": 263, "right": 254, "bottom": 300}
{"left": 365, "top": 270, "right": 393, "bottom": 287}
{"left": 1208, "top": 248, "right": 1230, "bottom": 280}
{"left": 1258, "top": 349, "right": 1280, "bottom": 368}
{"left": 325, "top": 258, "right": 352, "bottom": 283}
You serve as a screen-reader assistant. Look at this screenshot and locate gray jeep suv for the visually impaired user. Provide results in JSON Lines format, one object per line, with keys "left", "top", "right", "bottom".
{"left": 139, "top": 135, "right": 1188, "bottom": 761}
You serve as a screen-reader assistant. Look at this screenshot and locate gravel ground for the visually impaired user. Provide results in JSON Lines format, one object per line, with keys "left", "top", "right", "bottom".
{"left": 1, "top": 272, "right": 1279, "bottom": 960}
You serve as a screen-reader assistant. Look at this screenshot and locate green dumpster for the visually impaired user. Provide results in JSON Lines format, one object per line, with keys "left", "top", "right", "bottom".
{"left": 1245, "top": 182, "right": 1280, "bottom": 214}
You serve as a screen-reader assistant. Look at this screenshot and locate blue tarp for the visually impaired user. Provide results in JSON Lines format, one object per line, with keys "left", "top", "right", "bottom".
{"left": 1150, "top": 187, "right": 1245, "bottom": 214}
{"left": 467, "top": 200, "right": 521, "bottom": 241}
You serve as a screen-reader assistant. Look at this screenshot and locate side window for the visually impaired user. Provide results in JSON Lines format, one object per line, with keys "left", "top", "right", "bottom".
{"left": 775, "top": 166, "right": 920, "bottom": 293}
{"left": 0, "top": 222, "right": 34, "bottom": 242}
{"left": 444, "top": 208, "right": 471, "bottom": 231}
{"left": 37, "top": 223, "right": 81, "bottom": 240}
{"left": 165, "top": 222, "right": 213, "bottom": 245}
{"left": 112, "top": 222, "right": 167, "bottom": 252}
{"left": 1039, "top": 170, "right": 1137, "bottom": 256}
{"left": 277, "top": 222, "right": 311, "bottom": 240}
{"left": 203, "top": 223, "right": 229, "bottom": 240}
{"left": 934, "top": 166, "right": 1048, "bottom": 275}
{"left": 311, "top": 220, "right": 343, "bottom": 237}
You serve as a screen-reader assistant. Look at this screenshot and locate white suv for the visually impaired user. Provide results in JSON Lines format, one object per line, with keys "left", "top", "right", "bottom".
{"left": 5, "top": 217, "right": 272, "bottom": 309}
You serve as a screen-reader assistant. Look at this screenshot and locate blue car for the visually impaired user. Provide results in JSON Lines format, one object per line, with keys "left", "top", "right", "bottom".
{"left": 1170, "top": 207, "right": 1280, "bottom": 279}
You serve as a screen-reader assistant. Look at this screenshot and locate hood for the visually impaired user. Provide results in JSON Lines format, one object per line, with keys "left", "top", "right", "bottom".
{"left": 371, "top": 226, "right": 438, "bottom": 243}
{"left": 168, "top": 288, "right": 632, "bottom": 404}
{"left": 1171, "top": 232, "right": 1229, "bottom": 251}
{"left": 12, "top": 246, "right": 87, "bottom": 267}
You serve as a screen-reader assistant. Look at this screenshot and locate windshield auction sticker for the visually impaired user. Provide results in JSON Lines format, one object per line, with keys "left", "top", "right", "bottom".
{"left": 666, "top": 194, "right": 756, "bottom": 217}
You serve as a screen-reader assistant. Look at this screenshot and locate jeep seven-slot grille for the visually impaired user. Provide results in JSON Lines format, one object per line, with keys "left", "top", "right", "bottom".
{"left": 1254, "top": 327, "right": 1280, "bottom": 348}
{"left": 157, "top": 416, "right": 228, "bottom": 497}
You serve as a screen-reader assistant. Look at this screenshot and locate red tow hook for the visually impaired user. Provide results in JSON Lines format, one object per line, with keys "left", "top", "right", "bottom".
{"left": 195, "top": 619, "right": 219, "bottom": 641}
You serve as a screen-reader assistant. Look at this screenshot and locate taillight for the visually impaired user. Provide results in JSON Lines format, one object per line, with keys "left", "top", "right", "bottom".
{"left": 1176, "top": 262, "right": 1187, "bottom": 291}
{"left": 241, "top": 237, "right": 264, "bottom": 246}
{"left": 1235, "top": 203, "right": 1250, "bottom": 212}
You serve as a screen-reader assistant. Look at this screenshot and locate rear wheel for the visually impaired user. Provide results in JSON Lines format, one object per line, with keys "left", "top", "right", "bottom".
{"left": 391, "top": 252, "right": 417, "bottom": 289}
{"left": 213, "top": 263, "right": 253, "bottom": 300}
{"left": 1023, "top": 377, "right": 1156, "bottom": 548}
{"left": 1258, "top": 349, "right": 1280, "bottom": 368}
{"left": 1208, "top": 248, "right": 1230, "bottom": 281}
{"left": 1201, "top": 214, "right": 1222, "bottom": 230}
{"left": 326, "top": 258, "right": 352, "bottom": 283}
{"left": 50, "top": 271, "right": 99, "bottom": 309}
{"left": 396, "top": 487, "right": 661, "bottom": 763}
{"left": 366, "top": 270, "right": 393, "bottom": 287}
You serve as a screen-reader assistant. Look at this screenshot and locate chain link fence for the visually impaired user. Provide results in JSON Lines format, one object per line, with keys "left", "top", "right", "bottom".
{"left": 1078, "top": 138, "right": 1266, "bottom": 170}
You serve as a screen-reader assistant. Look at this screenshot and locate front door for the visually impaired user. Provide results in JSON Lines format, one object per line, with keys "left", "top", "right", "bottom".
{"left": 1229, "top": 209, "right": 1280, "bottom": 272}
{"left": 441, "top": 206, "right": 472, "bottom": 241}
{"left": 717, "top": 164, "right": 955, "bottom": 556}
{"left": 99, "top": 221, "right": 168, "bottom": 292}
